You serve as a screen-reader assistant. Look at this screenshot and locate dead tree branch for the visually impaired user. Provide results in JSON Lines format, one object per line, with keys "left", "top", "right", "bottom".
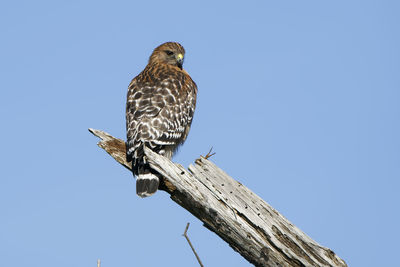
{"left": 89, "top": 128, "right": 347, "bottom": 267}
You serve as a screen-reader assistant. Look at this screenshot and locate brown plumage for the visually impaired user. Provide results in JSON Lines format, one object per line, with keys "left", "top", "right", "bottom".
{"left": 126, "top": 42, "right": 197, "bottom": 197}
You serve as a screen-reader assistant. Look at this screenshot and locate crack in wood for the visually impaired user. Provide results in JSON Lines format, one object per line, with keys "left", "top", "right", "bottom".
{"left": 89, "top": 129, "right": 348, "bottom": 267}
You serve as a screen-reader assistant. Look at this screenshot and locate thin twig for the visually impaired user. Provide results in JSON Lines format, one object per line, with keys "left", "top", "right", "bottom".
{"left": 203, "top": 146, "right": 216, "bottom": 159}
{"left": 183, "top": 223, "right": 204, "bottom": 267}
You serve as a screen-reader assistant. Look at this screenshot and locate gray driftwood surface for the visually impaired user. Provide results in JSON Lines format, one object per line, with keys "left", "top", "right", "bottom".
{"left": 89, "top": 128, "right": 347, "bottom": 267}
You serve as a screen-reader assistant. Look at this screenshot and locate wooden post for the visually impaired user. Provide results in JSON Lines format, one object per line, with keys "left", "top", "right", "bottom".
{"left": 89, "top": 128, "right": 347, "bottom": 267}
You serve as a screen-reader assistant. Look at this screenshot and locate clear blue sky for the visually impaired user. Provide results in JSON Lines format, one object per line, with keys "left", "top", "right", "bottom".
{"left": 1, "top": 1, "right": 399, "bottom": 266}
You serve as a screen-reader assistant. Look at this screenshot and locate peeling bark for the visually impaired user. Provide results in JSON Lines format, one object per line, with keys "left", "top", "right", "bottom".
{"left": 89, "top": 128, "right": 347, "bottom": 267}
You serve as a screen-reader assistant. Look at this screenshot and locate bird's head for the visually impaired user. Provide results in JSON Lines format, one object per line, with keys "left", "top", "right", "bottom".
{"left": 149, "top": 42, "right": 186, "bottom": 69}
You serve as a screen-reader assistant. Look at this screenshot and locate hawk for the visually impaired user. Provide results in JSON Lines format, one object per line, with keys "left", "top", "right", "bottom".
{"left": 126, "top": 42, "right": 197, "bottom": 197}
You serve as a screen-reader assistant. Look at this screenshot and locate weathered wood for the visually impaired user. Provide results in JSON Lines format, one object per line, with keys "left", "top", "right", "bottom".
{"left": 89, "top": 128, "right": 347, "bottom": 267}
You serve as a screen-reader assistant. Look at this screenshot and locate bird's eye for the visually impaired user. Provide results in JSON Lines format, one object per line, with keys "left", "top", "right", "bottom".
{"left": 165, "top": 50, "right": 174, "bottom": 56}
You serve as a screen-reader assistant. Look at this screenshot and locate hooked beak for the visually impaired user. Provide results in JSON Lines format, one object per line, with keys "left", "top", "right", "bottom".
{"left": 177, "top": 53, "right": 184, "bottom": 69}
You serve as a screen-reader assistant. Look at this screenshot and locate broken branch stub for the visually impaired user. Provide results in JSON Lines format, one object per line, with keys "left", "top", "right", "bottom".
{"left": 89, "top": 128, "right": 347, "bottom": 267}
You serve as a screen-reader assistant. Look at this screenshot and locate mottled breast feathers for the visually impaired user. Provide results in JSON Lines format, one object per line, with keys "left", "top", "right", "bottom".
{"left": 125, "top": 42, "right": 197, "bottom": 197}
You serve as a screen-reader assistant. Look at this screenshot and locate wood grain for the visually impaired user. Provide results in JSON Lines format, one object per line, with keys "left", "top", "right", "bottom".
{"left": 89, "top": 128, "right": 347, "bottom": 267}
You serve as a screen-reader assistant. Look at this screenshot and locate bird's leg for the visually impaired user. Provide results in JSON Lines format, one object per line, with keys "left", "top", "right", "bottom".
{"left": 142, "top": 143, "right": 148, "bottom": 164}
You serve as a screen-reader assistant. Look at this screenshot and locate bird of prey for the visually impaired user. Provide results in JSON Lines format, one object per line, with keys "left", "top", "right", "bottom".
{"left": 126, "top": 42, "right": 197, "bottom": 197}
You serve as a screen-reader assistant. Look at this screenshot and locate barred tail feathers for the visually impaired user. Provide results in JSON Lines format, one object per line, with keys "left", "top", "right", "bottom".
{"left": 136, "top": 172, "right": 159, "bottom": 198}
{"left": 128, "top": 142, "right": 162, "bottom": 197}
